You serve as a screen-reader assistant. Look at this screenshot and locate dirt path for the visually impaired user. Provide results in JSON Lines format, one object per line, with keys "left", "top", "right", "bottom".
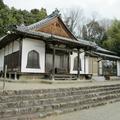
{"left": 0, "top": 79, "right": 120, "bottom": 90}
{"left": 40, "top": 102, "right": 120, "bottom": 120}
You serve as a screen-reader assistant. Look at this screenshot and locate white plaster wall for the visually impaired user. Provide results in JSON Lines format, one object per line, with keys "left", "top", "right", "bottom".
{"left": 5, "top": 45, "right": 9, "bottom": 56}
{"left": 117, "top": 60, "right": 120, "bottom": 76}
{"left": 0, "top": 49, "right": 4, "bottom": 71}
{"left": 21, "top": 38, "right": 45, "bottom": 73}
{"left": 4, "top": 40, "right": 19, "bottom": 56}
{"left": 70, "top": 52, "right": 85, "bottom": 74}
{"left": 13, "top": 41, "right": 19, "bottom": 52}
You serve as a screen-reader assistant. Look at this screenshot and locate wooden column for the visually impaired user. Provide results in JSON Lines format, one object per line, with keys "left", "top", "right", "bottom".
{"left": 68, "top": 51, "right": 70, "bottom": 73}
{"left": 52, "top": 45, "right": 55, "bottom": 80}
{"left": 19, "top": 38, "right": 22, "bottom": 72}
{"left": 77, "top": 49, "right": 80, "bottom": 80}
{"left": 98, "top": 61, "right": 100, "bottom": 76}
{"left": 11, "top": 41, "right": 14, "bottom": 72}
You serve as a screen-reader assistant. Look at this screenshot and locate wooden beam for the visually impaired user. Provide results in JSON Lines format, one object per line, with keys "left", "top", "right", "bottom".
{"left": 48, "top": 46, "right": 73, "bottom": 52}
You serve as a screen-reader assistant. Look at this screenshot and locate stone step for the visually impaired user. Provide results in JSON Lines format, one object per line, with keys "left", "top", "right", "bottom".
{"left": 1, "top": 92, "right": 120, "bottom": 118}
{"left": 1, "top": 94, "right": 120, "bottom": 120}
{"left": 92, "top": 76, "right": 105, "bottom": 81}
{"left": 1, "top": 84, "right": 120, "bottom": 96}
{"left": 0, "top": 89, "right": 120, "bottom": 110}
{"left": 54, "top": 74, "right": 77, "bottom": 80}
{"left": 0, "top": 86, "right": 120, "bottom": 103}
{"left": 1, "top": 84, "right": 120, "bottom": 119}
{"left": 54, "top": 77, "right": 77, "bottom": 80}
{"left": 1, "top": 102, "right": 107, "bottom": 120}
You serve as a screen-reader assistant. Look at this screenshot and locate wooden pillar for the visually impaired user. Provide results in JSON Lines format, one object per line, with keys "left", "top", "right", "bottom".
{"left": 4, "top": 65, "right": 7, "bottom": 79}
{"left": 77, "top": 49, "right": 80, "bottom": 80}
{"left": 52, "top": 45, "right": 55, "bottom": 80}
{"left": 98, "top": 61, "right": 100, "bottom": 76}
{"left": 68, "top": 51, "right": 70, "bottom": 73}
{"left": 84, "top": 53, "right": 86, "bottom": 74}
{"left": 19, "top": 38, "right": 22, "bottom": 72}
{"left": 11, "top": 41, "right": 14, "bottom": 72}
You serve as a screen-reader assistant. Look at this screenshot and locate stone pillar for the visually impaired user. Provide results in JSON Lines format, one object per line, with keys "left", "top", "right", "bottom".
{"left": 52, "top": 46, "right": 55, "bottom": 80}
{"left": 117, "top": 60, "right": 120, "bottom": 76}
{"left": 77, "top": 49, "right": 80, "bottom": 80}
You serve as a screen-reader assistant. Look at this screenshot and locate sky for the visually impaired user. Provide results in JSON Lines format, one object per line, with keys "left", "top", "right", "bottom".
{"left": 3, "top": 0, "right": 120, "bottom": 19}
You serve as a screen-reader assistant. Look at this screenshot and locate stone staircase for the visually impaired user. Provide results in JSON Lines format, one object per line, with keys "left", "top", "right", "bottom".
{"left": 92, "top": 76, "right": 105, "bottom": 81}
{"left": 54, "top": 74, "right": 77, "bottom": 80}
{"left": 1, "top": 84, "right": 120, "bottom": 120}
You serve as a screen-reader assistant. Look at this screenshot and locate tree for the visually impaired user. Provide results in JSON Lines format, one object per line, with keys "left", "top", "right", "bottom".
{"left": 63, "top": 8, "right": 84, "bottom": 34}
{"left": 81, "top": 20, "right": 106, "bottom": 45}
{"left": 99, "top": 18, "right": 112, "bottom": 31}
{"left": 0, "top": 0, "right": 47, "bottom": 37}
{"left": 0, "top": 0, "right": 5, "bottom": 9}
{"left": 103, "top": 20, "right": 120, "bottom": 54}
{"left": 81, "top": 25, "right": 87, "bottom": 40}
{"left": 30, "top": 8, "right": 47, "bottom": 23}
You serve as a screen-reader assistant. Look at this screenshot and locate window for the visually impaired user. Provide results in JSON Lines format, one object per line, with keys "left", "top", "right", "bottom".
{"left": 73, "top": 56, "right": 81, "bottom": 71}
{"left": 26, "top": 50, "right": 40, "bottom": 69}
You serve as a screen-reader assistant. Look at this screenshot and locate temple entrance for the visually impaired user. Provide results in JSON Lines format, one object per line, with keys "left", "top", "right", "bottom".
{"left": 46, "top": 53, "right": 69, "bottom": 74}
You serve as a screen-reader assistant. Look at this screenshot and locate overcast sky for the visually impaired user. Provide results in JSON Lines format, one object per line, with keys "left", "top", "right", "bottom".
{"left": 3, "top": 0, "right": 120, "bottom": 19}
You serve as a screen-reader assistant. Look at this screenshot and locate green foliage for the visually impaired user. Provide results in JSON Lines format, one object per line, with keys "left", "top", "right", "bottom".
{"left": 103, "top": 20, "right": 120, "bottom": 54}
{"left": 0, "top": 0, "right": 5, "bottom": 9}
{"left": 0, "top": 1, "right": 47, "bottom": 37}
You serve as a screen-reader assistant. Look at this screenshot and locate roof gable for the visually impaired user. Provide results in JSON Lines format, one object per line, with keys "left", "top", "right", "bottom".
{"left": 26, "top": 11, "right": 77, "bottom": 40}
{"left": 35, "top": 17, "right": 76, "bottom": 39}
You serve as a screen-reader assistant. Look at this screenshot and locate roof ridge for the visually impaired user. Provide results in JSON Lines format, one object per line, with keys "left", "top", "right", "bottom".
{"left": 26, "top": 9, "right": 60, "bottom": 30}
{"left": 48, "top": 9, "right": 60, "bottom": 18}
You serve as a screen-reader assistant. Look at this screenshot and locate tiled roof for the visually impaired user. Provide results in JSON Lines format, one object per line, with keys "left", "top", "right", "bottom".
{"left": 16, "top": 27, "right": 97, "bottom": 48}
{"left": 0, "top": 10, "right": 118, "bottom": 58}
{"left": 93, "top": 52, "right": 120, "bottom": 60}
{"left": 0, "top": 35, "right": 7, "bottom": 41}
{"left": 28, "top": 15, "right": 59, "bottom": 30}
{"left": 78, "top": 39, "right": 115, "bottom": 54}
{"left": 78, "top": 39, "right": 96, "bottom": 47}
{"left": 17, "top": 11, "right": 60, "bottom": 31}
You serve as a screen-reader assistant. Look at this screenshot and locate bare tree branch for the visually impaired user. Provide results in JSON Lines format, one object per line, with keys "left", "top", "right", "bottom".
{"left": 62, "top": 8, "right": 84, "bottom": 34}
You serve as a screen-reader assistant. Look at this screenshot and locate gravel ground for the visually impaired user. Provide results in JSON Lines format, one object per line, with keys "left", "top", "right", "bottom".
{"left": 40, "top": 102, "right": 120, "bottom": 120}
{"left": 0, "top": 79, "right": 120, "bottom": 90}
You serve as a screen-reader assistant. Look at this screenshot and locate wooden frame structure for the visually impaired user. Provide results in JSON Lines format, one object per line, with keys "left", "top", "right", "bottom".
{"left": 0, "top": 10, "right": 120, "bottom": 80}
